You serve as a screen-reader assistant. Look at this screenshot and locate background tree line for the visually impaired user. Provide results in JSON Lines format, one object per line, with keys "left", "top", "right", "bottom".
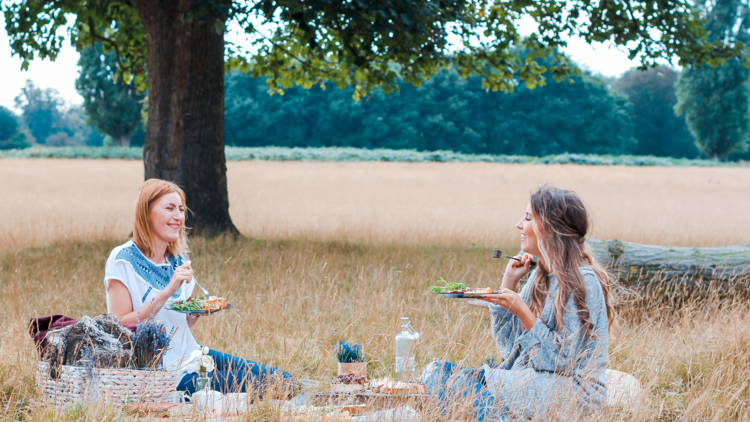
{"left": 225, "top": 52, "right": 745, "bottom": 160}
{"left": 3, "top": 46, "right": 750, "bottom": 160}
{"left": 224, "top": 61, "right": 704, "bottom": 158}
{"left": 0, "top": 80, "right": 102, "bottom": 150}
{"left": 0, "top": 44, "right": 145, "bottom": 150}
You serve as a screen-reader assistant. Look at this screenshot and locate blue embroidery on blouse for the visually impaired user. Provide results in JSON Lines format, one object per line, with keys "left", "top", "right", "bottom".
{"left": 115, "top": 243, "right": 186, "bottom": 299}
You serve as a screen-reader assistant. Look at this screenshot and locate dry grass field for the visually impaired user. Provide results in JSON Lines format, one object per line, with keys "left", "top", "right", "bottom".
{"left": 1, "top": 158, "right": 750, "bottom": 421}
{"left": 1, "top": 159, "right": 749, "bottom": 250}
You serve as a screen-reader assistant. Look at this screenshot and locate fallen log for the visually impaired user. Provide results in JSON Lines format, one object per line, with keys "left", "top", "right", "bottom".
{"left": 587, "top": 239, "right": 750, "bottom": 285}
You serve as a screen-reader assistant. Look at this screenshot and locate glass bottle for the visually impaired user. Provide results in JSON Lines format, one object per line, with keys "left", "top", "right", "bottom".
{"left": 197, "top": 373, "right": 212, "bottom": 391}
{"left": 395, "top": 317, "right": 420, "bottom": 377}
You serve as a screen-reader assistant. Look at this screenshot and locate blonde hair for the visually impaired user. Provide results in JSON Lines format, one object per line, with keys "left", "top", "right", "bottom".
{"left": 527, "top": 186, "right": 618, "bottom": 338}
{"left": 132, "top": 179, "right": 190, "bottom": 259}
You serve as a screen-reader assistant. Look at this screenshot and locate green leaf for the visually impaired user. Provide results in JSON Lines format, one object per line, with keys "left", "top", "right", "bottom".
{"left": 214, "top": 20, "right": 226, "bottom": 35}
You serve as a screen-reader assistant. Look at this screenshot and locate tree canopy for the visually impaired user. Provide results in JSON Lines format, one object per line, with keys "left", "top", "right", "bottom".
{"left": 0, "top": 106, "right": 32, "bottom": 150}
{"left": 13, "top": 80, "right": 66, "bottom": 144}
{"left": 75, "top": 43, "right": 144, "bottom": 147}
{"left": 616, "top": 66, "right": 699, "bottom": 158}
{"left": 0, "top": 106, "right": 19, "bottom": 142}
{"left": 675, "top": 0, "right": 750, "bottom": 160}
{"left": 13, "top": 80, "right": 103, "bottom": 146}
{"left": 225, "top": 60, "right": 636, "bottom": 156}
{"left": 5, "top": 0, "right": 748, "bottom": 97}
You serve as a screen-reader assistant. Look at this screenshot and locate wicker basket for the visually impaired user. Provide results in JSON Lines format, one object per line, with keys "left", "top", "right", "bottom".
{"left": 91, "top": 367, "right": 177, "bottom": 405}
{"left": 37, "top": 362, "right": 178, "bottom": 406}
{"left": 36, "top": 362, "right": 90, "bottom": 407}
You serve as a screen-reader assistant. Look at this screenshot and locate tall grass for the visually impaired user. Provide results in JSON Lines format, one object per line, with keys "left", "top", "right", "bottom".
{"left": 2, "top": 159, "right": 750, "bottom": 420}
{"left": 2, "top": 237, "right": 750, "bottom": 420}
{"left": 1, "top": 159, "right": 749, "bottom": 251}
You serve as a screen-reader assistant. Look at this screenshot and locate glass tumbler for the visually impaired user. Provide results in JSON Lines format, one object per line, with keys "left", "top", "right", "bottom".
{"left": 290, "top": 379, "right": 321, "bottom": 407}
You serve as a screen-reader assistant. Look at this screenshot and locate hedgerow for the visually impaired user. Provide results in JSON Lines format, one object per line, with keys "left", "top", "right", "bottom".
{"left": 1, "top": 146, "right": 746, "bottom": 167}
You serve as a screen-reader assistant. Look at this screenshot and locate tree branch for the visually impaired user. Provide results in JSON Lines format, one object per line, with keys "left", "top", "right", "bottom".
{"left": 247, "top": 24, "right": 334, "bottom": 76}
{"left": 86, "top": 15, "right": 143, "bottom": 77}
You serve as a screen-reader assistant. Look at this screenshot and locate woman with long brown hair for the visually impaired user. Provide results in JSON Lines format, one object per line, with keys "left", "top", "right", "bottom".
{"left": 422, "top": 186, "right": 617, "bottom": 420}
{"left": 104, "top": 179, "right": 293, "bottom": 396}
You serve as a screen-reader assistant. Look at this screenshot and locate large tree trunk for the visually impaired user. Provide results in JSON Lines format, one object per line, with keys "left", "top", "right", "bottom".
{"left": 588, "top": 239, "right": 750, "bottom": 285}
{"left": 131, "top": 0, "right": 239, "bottom": 237}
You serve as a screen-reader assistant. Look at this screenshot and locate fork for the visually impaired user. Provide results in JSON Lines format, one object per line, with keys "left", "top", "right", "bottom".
{"left": 491, "top": 250, "right": 521, "bottom": 261}
{"left": 192, "top": 278, "right": 209, "bottom": 300}
{"left": 492, "top": 250, "right": 538, "bottom": 268}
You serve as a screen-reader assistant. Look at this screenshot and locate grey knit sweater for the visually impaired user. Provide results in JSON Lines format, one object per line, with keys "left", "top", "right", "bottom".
{"left": 484, "top": 267, "right": 609, "bottom": 419}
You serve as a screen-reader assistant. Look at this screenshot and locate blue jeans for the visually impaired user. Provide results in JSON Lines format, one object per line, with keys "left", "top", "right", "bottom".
{"left": 177, "top": 349, "right": 294, "bottom": 396}
{"left": 422, "top": 360, "right": 505, "bottom": 421}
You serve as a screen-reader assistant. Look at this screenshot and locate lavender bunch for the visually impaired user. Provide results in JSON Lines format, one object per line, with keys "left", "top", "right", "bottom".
{"left": 131, "top": 318, "right": 172, "bottom": 370}
{"left": 336, "top": 341, "right": 364, "bottom": 363}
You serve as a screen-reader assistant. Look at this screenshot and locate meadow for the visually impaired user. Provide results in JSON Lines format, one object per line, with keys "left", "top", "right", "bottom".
{"left": 1, "top": 159, "right": 749, "bottom": 250}
{"left": 1, "top": 159, "right": 750, "bottom": 421}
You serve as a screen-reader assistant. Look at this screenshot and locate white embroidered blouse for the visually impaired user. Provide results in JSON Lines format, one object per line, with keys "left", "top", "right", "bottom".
{"left": 103, "top": 240, "right": 199, "bottom": 383}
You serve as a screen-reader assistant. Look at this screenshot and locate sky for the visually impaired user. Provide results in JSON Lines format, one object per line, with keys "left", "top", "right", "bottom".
{"left": 0, "top": 14, "right": 648, "bottom": 112}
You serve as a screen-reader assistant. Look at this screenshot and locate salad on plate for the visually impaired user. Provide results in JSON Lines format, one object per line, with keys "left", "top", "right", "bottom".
{"left": 170, "top": 296, "right": 230, "bottom": 314}
{"left": 429, "top": 278, "right": 496, "bottom": 298}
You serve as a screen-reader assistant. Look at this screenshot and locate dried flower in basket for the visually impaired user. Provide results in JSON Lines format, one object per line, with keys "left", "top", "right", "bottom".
{"left": 131, "top": 318, "right": 172, "bottom": 370}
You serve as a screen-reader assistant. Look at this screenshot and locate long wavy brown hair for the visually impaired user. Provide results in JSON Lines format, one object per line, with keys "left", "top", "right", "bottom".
{"left": 528, "top": 186, "right": 618, "bottom": 338}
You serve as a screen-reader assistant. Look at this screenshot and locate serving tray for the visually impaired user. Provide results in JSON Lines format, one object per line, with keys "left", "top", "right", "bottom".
{"left": 312, "top": 391, "right": 428, "bottom": 411}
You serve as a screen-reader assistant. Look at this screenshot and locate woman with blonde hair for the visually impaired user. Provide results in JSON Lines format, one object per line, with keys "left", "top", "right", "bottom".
{"left": 104, "top": 179, "right": 293, "bottom": 395}
{"left": 422, "top": 186, "right": 617, "bottom": 420}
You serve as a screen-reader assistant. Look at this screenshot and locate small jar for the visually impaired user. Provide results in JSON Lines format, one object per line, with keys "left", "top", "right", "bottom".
{"left": 337, "top": 362, "right": 367, "bottom": 377}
